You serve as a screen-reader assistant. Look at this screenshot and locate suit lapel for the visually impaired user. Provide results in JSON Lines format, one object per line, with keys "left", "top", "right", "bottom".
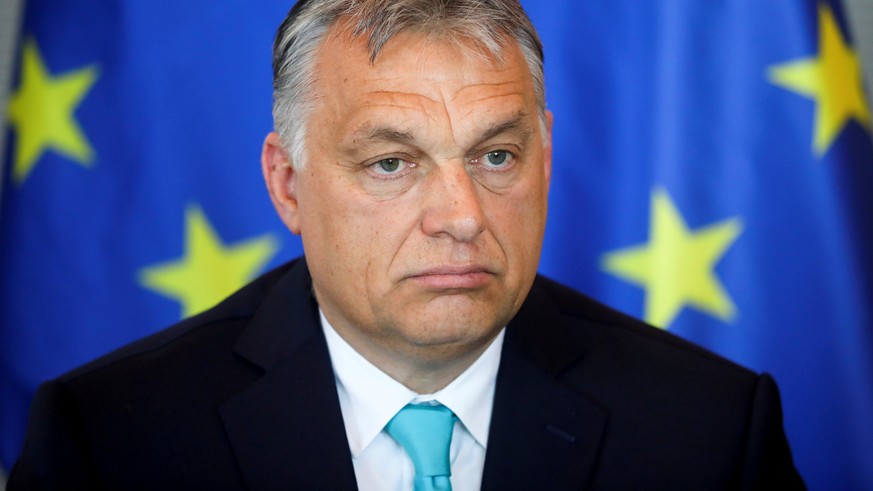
{"left": 218, "top": 260, "right": 358, "bottom": 490}
{"left": 481, "top": 279, "right": 609, "bottom": 490}
{"left": 216, "top": 263, "right": 607, "bottom": 489}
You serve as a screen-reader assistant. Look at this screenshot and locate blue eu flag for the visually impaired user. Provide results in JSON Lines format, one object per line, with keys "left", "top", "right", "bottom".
{"left": 525, "top": 0, "right": 873, "bottom": 489}
{"left": 2, "top": 1, "right": 872, "bottom": 489}
{"left": 0, "top": 0, "right": 302, "bottom": 468}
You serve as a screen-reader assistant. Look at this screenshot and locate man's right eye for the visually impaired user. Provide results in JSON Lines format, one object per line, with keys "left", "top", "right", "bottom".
{"left": 369, "top": 158, "right": 415, "bottom": 176}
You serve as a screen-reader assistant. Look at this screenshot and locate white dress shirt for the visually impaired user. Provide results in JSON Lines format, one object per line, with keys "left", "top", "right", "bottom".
{"left": 320, "top": 310, "right": 504, "bottom": 491}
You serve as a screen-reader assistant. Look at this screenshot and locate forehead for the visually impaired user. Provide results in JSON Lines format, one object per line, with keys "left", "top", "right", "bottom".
{"left": 310, "top": 24, "right": 538, "bottom": 140}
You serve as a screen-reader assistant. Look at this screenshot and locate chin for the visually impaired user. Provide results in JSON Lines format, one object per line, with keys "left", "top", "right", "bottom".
{"left": 396, "top": 325, "right": 499, "bottom": 365}
{"left": 373, "top": 287, "right": 516, "bottom": 343}
{"left": 397, "top": 306, "right": 506, "bottom": 347}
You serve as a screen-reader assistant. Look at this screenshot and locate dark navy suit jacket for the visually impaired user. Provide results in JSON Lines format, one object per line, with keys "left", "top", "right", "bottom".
{"left": 9, "top": 258, "right": 805, "bottom": 489}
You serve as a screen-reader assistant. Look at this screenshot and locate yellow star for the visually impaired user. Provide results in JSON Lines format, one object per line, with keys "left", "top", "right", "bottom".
{"left": 601, "top": 189, "right": 743, "bottom": 329}
{"left": 768, "top": 4, "right": 870, "bottom": 156}
{"left": 7, "top": 38, "right": 99, "bottom": 184}
{"left": 140, "top": 205, "right": 280, "bottom": 318}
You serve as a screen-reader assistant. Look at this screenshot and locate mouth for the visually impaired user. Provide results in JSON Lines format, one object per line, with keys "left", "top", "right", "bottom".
{"left": 405, "top": 265, "right": 495, "bottom": 290}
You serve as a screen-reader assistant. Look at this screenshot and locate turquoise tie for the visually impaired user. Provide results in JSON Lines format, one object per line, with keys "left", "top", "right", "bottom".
{"left": 385, "top": 403, "right": 456, "bottom": 491}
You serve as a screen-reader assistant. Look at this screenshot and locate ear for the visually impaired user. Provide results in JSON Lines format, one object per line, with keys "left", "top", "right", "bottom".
{"left": 262, "top": 132, "right": 302, "bottom": 235}
{"left": 543, "top": 110, "right": 554, "bottom": 186}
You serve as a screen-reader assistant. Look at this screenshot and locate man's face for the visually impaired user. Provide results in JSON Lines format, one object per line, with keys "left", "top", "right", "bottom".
{"left": 265, "top": 26, "right": 551, "bottom": 374}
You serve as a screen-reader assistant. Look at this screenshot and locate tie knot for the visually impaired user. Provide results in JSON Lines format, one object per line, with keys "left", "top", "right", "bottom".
{"left": 385, "top": 403, "right": 456, "bottom": 487}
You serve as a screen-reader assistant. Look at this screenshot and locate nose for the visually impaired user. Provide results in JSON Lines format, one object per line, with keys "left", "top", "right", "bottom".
{"left": 420, "top": 163, "right": 486, "bottom": 243}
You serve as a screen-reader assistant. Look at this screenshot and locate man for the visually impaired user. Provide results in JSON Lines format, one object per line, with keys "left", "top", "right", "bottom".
{"left": 10, "top": 0, "right": 805, "bottom": 489}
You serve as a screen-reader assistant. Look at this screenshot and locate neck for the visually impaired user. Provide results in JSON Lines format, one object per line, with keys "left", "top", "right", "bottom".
{"left": 381, "top": 341, "right": 495, "bottom": 394}
{"left": 331, "top": 322, "right": 500, "bottom": 394}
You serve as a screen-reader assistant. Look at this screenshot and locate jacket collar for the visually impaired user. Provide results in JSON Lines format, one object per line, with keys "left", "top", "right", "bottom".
{"left": 219, "top": 261, "right": 608, "bottom": 489}
{"left": 219, "top": 259, "right": 359, "bottom": 489}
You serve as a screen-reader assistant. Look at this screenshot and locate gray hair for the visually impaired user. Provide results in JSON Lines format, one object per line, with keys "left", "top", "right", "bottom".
{"left": 271, "top": 0, "right": 546, "bottom": 168}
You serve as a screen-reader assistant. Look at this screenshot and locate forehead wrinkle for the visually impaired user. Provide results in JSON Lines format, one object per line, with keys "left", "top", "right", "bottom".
{"left": 449, "top": 80, "right": 526, "bottom": 101}
{"left": 359, "top": 89, "right": 445, "bottom": 123}
{"left": 446, "top": 96, "right": 534, "bottom": 149}
{"left": 450, "top": 88, "right": 529, "bottom": 122}
{"left": 364, "top": 88, "right": 442, "bottom": 108}
{"left": 446, "top": 79, "right": 530, "bottom": 131}
{"left": 347, "top": 100, "right": 443, "bottom": 148}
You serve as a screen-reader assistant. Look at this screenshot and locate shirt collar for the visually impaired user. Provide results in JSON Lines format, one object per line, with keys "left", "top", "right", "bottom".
{"left": 320, "top": 309, "right": 504, "bottom": 457}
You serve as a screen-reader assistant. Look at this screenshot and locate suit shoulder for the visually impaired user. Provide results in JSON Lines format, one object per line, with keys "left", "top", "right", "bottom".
{"left": 532, "top": 275, "right": 756, "bottom": 380}
{"left": 520, "top": 282, "right": 802, "bottom": 488}
{"left": 59, "top": 260, "right": 297, "bottom": 384}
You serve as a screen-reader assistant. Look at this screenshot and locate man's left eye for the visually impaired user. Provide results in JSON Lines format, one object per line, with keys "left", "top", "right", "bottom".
{"left": 475, "top": 150, "right": 517, "bottom": 169}
{"left": 484, "top": 151, "right": 510, "bottom": 167}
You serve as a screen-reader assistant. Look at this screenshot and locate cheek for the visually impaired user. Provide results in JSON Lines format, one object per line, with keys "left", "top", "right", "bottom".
{"left": 301, "top": 176, "right": 413, "bottom": 275}
{"left": 492, "top": 181, "right": 547, "bottom": 238}
{"left": 485, "top": 183, "right": 548, "bottom": 278}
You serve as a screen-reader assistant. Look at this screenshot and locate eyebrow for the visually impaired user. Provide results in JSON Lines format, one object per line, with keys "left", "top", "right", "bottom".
{"left": 351, "top": 110, "right": 533, "bottom": 148}
{"left": 352, "top": 125, "right": 417, "bottom": 146}
{"left": 476, "top": 110, "right": 532, "bottom": 144}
